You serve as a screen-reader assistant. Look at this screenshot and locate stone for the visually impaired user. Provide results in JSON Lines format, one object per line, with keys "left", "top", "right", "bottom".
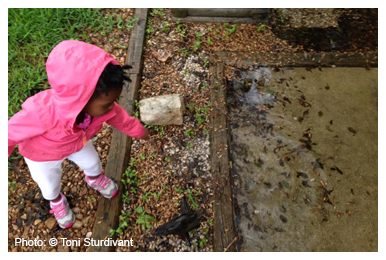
{"left": 34, "top": 219, "right": 41, "bottom": 226}
{"left": 86, "top": 231, "right": 92, "bottom": 238}
{"left": 79, "top": 187, "right": 88, "bottom": 197}
{"left": 71, "top": 186, "right": 77, "bottom": 193}
{"left": 139, "top": 94, "right": 185, "bottom": 125}
{"left": 72, "top": 220, "right": 83, "bottom": 229}
{"left": 72, "top": 207, "right": 81, "bottom": 214}
{"left": 45, "top": 217, "right": 58, "bottom": 230}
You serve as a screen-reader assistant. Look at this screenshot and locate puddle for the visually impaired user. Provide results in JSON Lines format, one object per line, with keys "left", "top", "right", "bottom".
{"left": 226, "top": 67, "right": 378, "bottom": 251}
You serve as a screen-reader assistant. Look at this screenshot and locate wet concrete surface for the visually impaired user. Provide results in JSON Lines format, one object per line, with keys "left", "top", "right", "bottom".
{"left": 227, "top": 67, "right": 378, "bottom": 251}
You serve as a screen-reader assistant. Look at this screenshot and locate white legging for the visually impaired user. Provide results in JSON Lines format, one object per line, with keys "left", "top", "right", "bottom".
{"left": 24, "top": 141, "right": 102, "bottom": 200}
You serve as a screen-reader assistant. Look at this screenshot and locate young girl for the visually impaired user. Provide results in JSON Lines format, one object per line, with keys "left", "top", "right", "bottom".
{"left": 8, "top": 40, "right": 149, "bottom": 229}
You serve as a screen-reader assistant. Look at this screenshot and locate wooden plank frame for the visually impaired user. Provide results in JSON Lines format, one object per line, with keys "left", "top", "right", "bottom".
{"left": 171, "top": 8, "right": 269, "bottom": 24}
{"left": 209, "top": 58, "right": 237, "bottom": 252}
{"left": 214, "top": 51, "right": 378, "bottom": 68}
{"left": 209, "top": 50, "right": 377, "bottom": 252}
{"left": 90, "top": 8, "right": 149, "bottom": 252}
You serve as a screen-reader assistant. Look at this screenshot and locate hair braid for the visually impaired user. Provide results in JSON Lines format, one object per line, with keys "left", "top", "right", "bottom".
{"left": 90, "top": 63, "right": 132, "bottom": 100}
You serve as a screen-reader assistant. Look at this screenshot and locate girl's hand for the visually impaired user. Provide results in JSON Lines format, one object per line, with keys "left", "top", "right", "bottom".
{"left": 141, "top": 127, "right": 149, "bottom": 140}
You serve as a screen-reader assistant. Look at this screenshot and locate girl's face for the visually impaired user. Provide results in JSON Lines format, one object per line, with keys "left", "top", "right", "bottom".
{"left": 83, "top": 86, "right": 122, "bottom": 117}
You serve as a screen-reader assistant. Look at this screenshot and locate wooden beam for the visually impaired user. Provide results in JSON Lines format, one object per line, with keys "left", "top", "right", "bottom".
{"left": 209, "top": 58, "right": 237, "bottom": 252}
{"left": 170, "top": 8, "right": 269, "bottom": 24}
{"left": 171, "top": 16, "right": 266, "bottom": 24}
{"left": 180, "top": 8, "right": 269, "bottom": 17}
{"left": 215, "top": 51, "right": 378, "bottom": 68}
{"left": 90, "top": 8, "right": 149, "bottom": 252}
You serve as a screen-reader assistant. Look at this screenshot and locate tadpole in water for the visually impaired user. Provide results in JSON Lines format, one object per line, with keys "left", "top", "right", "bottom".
{"left": 351, "top": 188, "right": 355, "bottom": 195}
{"left": 278, "top": 78, "right": 286, "bottom": 84}
{"left": 348, "top": 127, "right": 357, "bottom": 135}
{"left": 296, "top": 171, "right": 308, "bottom": 179}
{"left": 279, "top": 215, "right": 288, "bottom": 223}
{"left": 283, "top": 97, "right": 291, "bottom": 104}
{"left": 330, "top": 120, "right": 333, "bottom": 125}
{"left": 312, "top": 159, "right": 324, "bottom": 169}
{"left": 325, "top": 84, "right": 330, "bottom": 90}
{"left": 253, "top": 225, "right": 263, "bottom": 232}
{"left": 281, "top": 172, "right": 291, "bottom": 178}
{"left": 279, "top": 158, "right": 285, "bottom": 167}
{"left": 330, "top": 166, "right": 343, "bottom": 174}
{"left": 321, "top": 186, "right": 334, "bottom": 205}
{"left": 298, "top": 99, "right": 312, "bottom": 107}
{"left": 299, "top": 138, "right": 312, "bottom": 150}
{"left": 318, "top": 111, "right": 323, "bottom": 117}
{"left": 302, "top": 180, "right": 311, "bottom": 188}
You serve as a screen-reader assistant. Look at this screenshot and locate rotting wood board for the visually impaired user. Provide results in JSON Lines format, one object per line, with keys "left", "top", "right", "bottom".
{"left": 90, "top": 8, "right": 149, "bottom": 252}
{"left": 209, "top": 58, "right": 238, "bottom": 252}
{"left": 215, "top": 51, "right": 378, "bottom": 68}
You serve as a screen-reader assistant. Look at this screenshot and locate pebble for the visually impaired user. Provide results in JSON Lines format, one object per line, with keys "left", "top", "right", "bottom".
{"left": 45, "top": 217, "right": 58, "bottom": 230}
{"left": 72, "top": 219, "right": 83, "bottom": 229}
{"left": 72, "top": 207, "right": 81, "bottom": 214}
{"left": 34, "top": 219, "right": 42, "bottom": 225}
{"left": 72, "top": 220, "right": 83, "bottom": 229}
{"left": 79, "top": 187, "right": 88, "bottom": 196}
{"left": 86, "top": 232, "right": 92, "bottom": 238}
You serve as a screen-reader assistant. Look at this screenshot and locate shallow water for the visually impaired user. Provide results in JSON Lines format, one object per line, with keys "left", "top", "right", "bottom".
{"left": 227, "top": 67, "right": 378, "bottom": 251}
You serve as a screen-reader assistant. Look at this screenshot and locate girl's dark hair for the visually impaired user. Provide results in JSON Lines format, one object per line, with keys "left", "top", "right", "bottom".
{"left": 91, "top": 63, "right": 132, "bottom": 100}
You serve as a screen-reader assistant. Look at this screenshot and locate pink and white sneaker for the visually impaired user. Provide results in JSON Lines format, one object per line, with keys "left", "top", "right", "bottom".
{"left": 49, "top": 193, "right": 75, "bottom": 229}
{"left": 85, "top": 171, "right": 118, "bottom": 199}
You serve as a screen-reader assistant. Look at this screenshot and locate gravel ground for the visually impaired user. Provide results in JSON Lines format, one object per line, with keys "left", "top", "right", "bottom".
{"left": 8, "top": 8, "right": 377, "bottom": 252}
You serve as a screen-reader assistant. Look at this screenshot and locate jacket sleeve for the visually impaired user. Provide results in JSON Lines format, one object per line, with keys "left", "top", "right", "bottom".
{"left": 8, "top": 104, "right": 46, "bottom": 157}
{"left": 106, "top": 103, "right": 146, "bottom": 139}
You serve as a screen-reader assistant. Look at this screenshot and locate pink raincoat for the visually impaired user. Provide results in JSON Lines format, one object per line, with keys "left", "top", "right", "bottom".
{"left": 8, "top": 40, "right": 145, "bottom": 162}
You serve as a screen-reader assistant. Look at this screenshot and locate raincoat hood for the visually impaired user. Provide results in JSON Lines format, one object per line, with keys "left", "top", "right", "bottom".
{"left": 8, "top": 40, "right": 145, "bottom": 161}
{"left": 46, "top": 40, "right": 120, "bottom": 128}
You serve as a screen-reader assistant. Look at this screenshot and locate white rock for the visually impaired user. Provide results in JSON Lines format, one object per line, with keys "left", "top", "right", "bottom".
{"left": 139, "top": 94, "right": 185, "bottom": 125}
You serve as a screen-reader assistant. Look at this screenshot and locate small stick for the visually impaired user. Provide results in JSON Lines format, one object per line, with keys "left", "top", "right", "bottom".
{"left": 223, "top": 236, "right": 238, "bottom": 252}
